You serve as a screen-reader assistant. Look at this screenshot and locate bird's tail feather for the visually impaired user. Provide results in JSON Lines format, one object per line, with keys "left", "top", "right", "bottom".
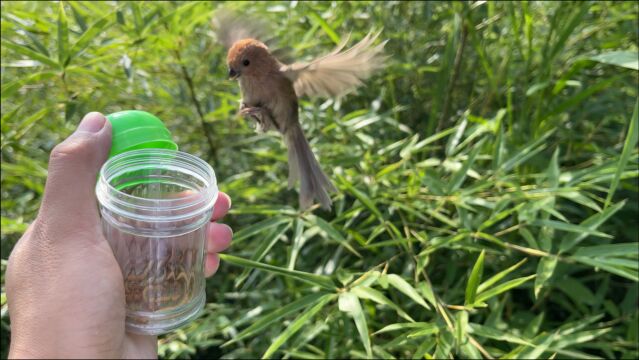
{"left": 285, "top": 125, "right": 336, "bottom": 210}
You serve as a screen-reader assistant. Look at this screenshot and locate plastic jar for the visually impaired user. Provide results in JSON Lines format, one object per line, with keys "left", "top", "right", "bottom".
{"left": 95, "top": 111, "right": 217, "bottom": 335}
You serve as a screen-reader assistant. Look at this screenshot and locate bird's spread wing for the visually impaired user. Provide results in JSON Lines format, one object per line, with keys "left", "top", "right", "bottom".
{"left": 280, "top": 31, "right": 387, "bottom": 98}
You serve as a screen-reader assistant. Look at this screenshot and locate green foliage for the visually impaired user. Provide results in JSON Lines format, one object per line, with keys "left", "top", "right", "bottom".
{"left": 1, "top": 1, "right": 638, "bottom": 359}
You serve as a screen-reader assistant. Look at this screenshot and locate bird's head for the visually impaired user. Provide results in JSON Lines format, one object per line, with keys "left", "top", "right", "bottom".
{"left": 227, "top": 39, "right": 277, "bottom": 80}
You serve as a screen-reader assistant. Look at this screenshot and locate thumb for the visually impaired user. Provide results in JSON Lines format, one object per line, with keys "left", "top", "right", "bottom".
{"left": 39, "top": 112, "right": 112, "bottom": 230}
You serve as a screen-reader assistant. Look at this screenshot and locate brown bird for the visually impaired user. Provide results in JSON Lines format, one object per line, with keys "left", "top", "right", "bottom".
{"left": 212, "top": 10, "right": 387, "bottom": 210}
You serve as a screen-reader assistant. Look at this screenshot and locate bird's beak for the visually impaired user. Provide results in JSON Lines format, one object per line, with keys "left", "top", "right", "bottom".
{"left": 228, "top": 68, "right": 240, "bottom": 80}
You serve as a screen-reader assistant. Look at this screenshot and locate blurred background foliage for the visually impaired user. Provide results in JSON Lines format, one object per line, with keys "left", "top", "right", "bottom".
{"left": 1, "top": 1, "right": 638, "bottom": 359}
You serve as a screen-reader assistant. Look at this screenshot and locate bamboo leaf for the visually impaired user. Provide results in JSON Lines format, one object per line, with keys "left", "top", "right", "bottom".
{"left": 477, "top": 258, "right": 528, "bottom": 294}
{"left": 532, "top": 219, "right": 612, "bottom": 238}
{"left": 386, "top": 274, "right": 430, "bottom": 310}
{"left": 351, "top": 285, "right": 414, "bottom": 322}
{"left": 1, "top": 40, "right": 59, "bottom": 68}
{"left": 68, "top": 14, "right": 113, "bottom": 63}
{"left": 558, "top": 201, "right": 626, "bottom": 253}
{"left": 219, "top": 254, "right": 336, "bottom": 290}
{"left": 465, "top": 250, "right": 485, "bottom": 306}
{"left": 232, "top": 216, "right": 290, "bottom": 243}
{"left": 534, "top": 257, "right": 558, "bottom": 298}
{"left": 262, "top": 294, "right": 335, "bottom": 359}
{"left": 236, "top": 224, "right": 291, "bottom": 287}
{"left": 339, "top": 292, "right": 372, "bottom": 359}
{"left": 57, "top": 1, "right": 69, "bottom": 66}
{"left": 222, "top": 293, "right": 328, "bottom": 347}
{"left": 475, "top": 275, "right": 536, "bottom": 304}
{"left": 605, "top": 100, "right": 638, "bottom": 208}
{"left": 373, "top": 322, "right": 433, "bottom": 335}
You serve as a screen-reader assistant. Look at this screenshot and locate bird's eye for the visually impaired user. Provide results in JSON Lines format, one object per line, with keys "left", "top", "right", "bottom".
{"left": 242, "top": 59, "right": 250, "bottom": 66}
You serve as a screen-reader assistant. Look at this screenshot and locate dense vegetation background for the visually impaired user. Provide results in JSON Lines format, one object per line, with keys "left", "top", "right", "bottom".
{"left": 1, "top": 1, "right": 638, "bottom": 359}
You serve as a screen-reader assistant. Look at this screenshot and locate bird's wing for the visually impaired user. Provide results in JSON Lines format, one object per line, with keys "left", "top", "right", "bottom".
{"left": 280, "top": 31, "right": 387, "bottom": 98}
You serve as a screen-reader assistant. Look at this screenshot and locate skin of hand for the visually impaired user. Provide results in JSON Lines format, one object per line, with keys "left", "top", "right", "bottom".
{"left": 213, "top": 12, "right": 386, "bottom": 210}
{"left": 6, "top": 112, "right": 233, "bottom": 359}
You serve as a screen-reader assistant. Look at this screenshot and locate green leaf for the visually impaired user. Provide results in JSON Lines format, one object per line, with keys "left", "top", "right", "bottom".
{"left": 558, "top": 201, "right": 626, "bottom": 253}
{"left": 235, "top": 224, "right": 291, "bottom": 287}
{"left": 373, "top": 322, "right": 432, "bottom": 335}
{"left": 571, "top": 256, "right": 638, "bottom": 281}
{"left": 573, "top": 243, "right": 639, "bottom": 258}
{"left": 418, "top": 282, "right": 438, "bottom": 308}
{"left": 1, "top": 40, "right": 59, "bottom": 68}
{"left": 605, "top": 100, "right": 638, "bottom": 208}
{"left": 219, "top": 254, "right": 336, "bottom": 290}
{"left": 222, "top": 293, "right": 328, "bottom": 347}
{"left": 433, "top": 329, "right": 455, "bottom": 359}
{"left": 306, "top": 12, "right": 341, "bottom": 45}
{"left": 308, "top": 215, "right": 361, "bottom": 257}
{"left": 448, "top": 140, "right": 483, "bottom": 193}
{"left": 534, "top": 257, "right": 558, "bottom": 298}
{"left": 0, "top": 217, "right": 28, "bottom": 236}
{"left": 589, "top": 51, "right": 639, "bottom": 70}
{"left": 57, "top": 1, "right": 69, "bottom": 66}
{"left": 68, "top": 14, "right": 113, "bottom": 63}
{"left": 468, "top": 323, "right": 533, "bottom": 346}
{"left": 407, "top": 325, "right": 441, "bottom": 338}
{"left": 288, "top": 219, "right": 305, "bottom": 270}
{"left": 477, "top": 258, "right": 527, "bottom": 294}
{"left": 339, "top": 292, "right": 372, "bottom": 359}
{"left": 351, "top": 286, "right": 414, "bottom": 322}
{"left": 232, "top": 216, "right": 290, "bottom": 243}
{"left": 465, "top": 250, "right": 485, "bottom": 306}
{"left": 386, "top": 274, "right": 430, "bottom": 310}
{"left": 0, "top": 71, "right": 57, "bottom": 100}
{"left": 500, "top": 130, "right": 554, "bottom": 172}
{"left": 262, "top": 294, "right": 335, "bottom": 359}
{"left": 475, "top": 275, "right": 536, "bottom": 304}
{"left": 532, "top": 219, "right": 612, "bottom": 238}
{"left": 455, "top": 311, "right": 468, "bottom": 348}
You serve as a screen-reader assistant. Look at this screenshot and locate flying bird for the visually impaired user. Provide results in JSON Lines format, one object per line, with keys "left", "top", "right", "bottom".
{"left": 212, "top": 9, "right": 387, "bottom": 210}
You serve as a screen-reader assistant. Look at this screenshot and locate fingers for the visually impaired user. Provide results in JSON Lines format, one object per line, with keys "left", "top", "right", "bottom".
{"left": 211, "top": 192, "right": 231, "bottom": 221}
{"left": 206, "top": 192, "right": 232, "bottom": 277}
{"left": 204, "top": 253, "right": 220, "bottom": 278}
{"left": 206, "top": 223, "right": 232, "bottom": 253}
{"left": 39, "top": 113, "right": 112, "bottom": 233}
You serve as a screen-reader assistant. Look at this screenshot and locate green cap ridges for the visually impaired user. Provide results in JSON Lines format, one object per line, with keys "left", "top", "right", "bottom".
{"left": 105, "top": 110, "right": 178, "bottom": 158}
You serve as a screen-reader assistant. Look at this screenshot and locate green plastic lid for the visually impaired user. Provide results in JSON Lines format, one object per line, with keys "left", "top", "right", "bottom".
{"left": 105, "top": 110, "right": 178, "bottom": 158}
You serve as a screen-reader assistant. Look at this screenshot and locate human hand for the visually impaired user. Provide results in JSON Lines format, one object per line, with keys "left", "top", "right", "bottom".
{"left": 6, "top": 112, "right": 232, "bottom": 359}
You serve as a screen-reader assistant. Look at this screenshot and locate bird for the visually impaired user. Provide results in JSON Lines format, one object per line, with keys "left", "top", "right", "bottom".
{"left": 211, "top": 9, "right": 387, "bottom": 210}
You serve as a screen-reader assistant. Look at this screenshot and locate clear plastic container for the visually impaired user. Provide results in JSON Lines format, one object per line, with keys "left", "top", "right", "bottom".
{"left": 96, "top": 149, "right": 217, "bottom": 335}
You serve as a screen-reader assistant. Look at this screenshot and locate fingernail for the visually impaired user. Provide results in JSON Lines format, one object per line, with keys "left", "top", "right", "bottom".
{"left": 77, "top": 112, "right": 107, "bottom": 133}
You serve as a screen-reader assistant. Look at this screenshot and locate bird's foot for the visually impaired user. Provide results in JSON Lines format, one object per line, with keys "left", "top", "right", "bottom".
{"left": 240, "top": 107, "right": 267, "bottom": 132}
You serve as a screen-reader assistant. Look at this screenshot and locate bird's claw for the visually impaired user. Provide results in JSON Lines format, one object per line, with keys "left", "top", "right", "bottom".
{"left": 240, "top": 107, "right": 265, "bottom": 130}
